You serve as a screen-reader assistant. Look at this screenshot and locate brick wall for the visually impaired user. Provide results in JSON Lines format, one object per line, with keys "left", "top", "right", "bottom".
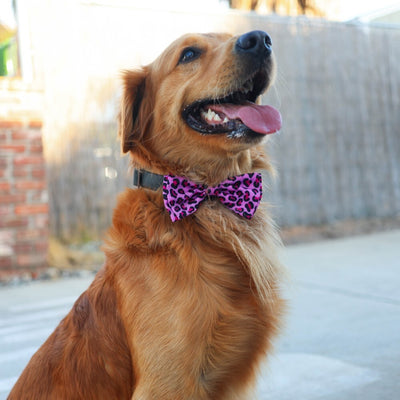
{"left": 0, "top": 82, "right": 47, "bottom": 282}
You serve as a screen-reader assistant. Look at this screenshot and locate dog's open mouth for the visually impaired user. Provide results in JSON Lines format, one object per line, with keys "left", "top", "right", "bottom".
{"left": 182, "top": 70, "right": 282, "bottom": 138}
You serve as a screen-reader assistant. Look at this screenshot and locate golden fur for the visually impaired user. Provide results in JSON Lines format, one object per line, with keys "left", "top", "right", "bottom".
{"left": 9, "top": 32, "right": 284, "bottom": 400}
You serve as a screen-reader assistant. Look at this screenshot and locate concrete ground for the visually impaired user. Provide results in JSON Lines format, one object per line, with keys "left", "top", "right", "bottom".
{"left": 257, "top": 229, "right": 400, "bottom": 399}
{"left": 1, "top": 230, "right": 399, "bottom": 399}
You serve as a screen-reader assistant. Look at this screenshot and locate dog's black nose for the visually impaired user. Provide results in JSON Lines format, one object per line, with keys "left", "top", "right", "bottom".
{"left": 235, "top": 31, "right": 272, "bottom": 57}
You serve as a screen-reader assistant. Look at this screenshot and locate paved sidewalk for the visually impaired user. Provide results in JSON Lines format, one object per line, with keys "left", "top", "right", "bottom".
{"left": 258, "top": 229, "right": 400, "bottom": 399}
{"left": 1, "top": 230, "right": 399, "bottom": 399}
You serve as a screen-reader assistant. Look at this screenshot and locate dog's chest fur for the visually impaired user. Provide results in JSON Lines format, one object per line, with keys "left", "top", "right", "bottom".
{"left": 105, "top": 188, "right": 282, "bottom": 398}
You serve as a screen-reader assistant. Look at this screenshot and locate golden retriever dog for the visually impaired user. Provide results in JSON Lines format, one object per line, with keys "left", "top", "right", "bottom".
{"left": 9, "top": 31, "right": 284, "bottom": 399}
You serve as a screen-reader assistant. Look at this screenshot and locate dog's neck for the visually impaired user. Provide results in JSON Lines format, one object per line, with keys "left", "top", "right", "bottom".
{"left": 130, "top": 143, "right": 272, "bottom": 188}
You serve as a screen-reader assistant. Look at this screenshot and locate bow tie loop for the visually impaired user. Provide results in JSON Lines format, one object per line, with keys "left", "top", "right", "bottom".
{"left": 162, "top": 173, "right": 262, "bottom": 222}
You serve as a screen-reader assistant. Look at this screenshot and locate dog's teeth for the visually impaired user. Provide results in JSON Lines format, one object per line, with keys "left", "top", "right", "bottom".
{"left": 201, "top": 108, "right": 223, "bottom": 123}
{"left": 200, "top": 109, "right": 211, "bottom": 120}
{"left": 223, "top": 117, "right": 229, "bottom": 123}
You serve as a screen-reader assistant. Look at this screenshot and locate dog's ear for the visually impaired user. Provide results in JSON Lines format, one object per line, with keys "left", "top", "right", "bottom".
{"left": 119, "top": 68, "right": 150, "bottom": 153}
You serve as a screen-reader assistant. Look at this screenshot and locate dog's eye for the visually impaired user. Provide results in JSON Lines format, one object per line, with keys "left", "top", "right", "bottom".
{"left": 178, "top": 47, "right": 202, "bottom": 65}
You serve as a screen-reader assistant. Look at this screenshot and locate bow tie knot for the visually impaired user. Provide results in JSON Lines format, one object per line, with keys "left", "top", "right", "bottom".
{"left": 162, "top": 173, "right": 262, "bottom": 222}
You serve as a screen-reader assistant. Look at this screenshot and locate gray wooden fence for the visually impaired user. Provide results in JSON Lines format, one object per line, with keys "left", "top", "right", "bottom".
{"left": 42, "top": 11, "right": 400, "bottom": 239}
{"left": 265, "top": 19, "right": 400, "bottom": 226}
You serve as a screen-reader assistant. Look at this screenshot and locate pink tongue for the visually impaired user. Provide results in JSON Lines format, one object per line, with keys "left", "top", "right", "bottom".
{"left": 210, "top": 102, "right": 282, "bottom": 135}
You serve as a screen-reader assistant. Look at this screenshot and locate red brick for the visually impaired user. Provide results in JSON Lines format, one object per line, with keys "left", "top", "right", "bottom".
{"left": 0, "top": 216, "right": 28, "bottom": 228}
{"left": 30, "top": 144, "right": 43, "bottom": 154}
{"left": 0, "top": 193, "right": 26, "bottom": 204}
{"left": 32, "top": 168, "right": 46, "bottom": 178}
{"left": 17, "top": 253, "right": 47, "bottom": 267}
{"left": 0, "top": 257, "right": 13, "bottom": 269}
{"left": 12, "top": 131, "right": 28, "bottom": 141}
{"left": 15, "top": 203, "right": 48, "bottom": 215}
{"left": 0, "top": 182, "right": 11, "bottom": 191}
{"left": 11, "top": 129, "right": 42, "bottom": 141}
{"left": 10, "top": 131, "right": 26, "bottom": 141}
{"left": 13, "top": 155, "right": 44, "bottom": 166}
{"left": 0, "top": 120, "right": 23, "bottom": 128}
{"left": 0, "top": 205, "right": 11, "bottom": 215}
{"left": 29, "top": 119, "right": 43, "bottom": 129}
{"left": 16, "top": 228, "right": 47, "bottom": 241}
{"left": 15, "top": 181, "right": 46, "bottom": 190}
{"left": 13, "top": 166, "right": 29, "bottom": 178}
{"left": 14, "top": 243, "right": 35, "bottom": 253}
{"left": 0, "top": 144, "right": 26, "bottom": 153}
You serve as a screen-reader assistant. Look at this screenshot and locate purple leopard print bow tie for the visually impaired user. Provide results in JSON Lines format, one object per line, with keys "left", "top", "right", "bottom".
{"left": 162, "top": 172, "right": 263, "bottom": 222}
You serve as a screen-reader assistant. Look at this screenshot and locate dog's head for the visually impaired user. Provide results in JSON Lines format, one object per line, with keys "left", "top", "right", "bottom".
{"left": 119, "top": 31, "right": 281, "bottom": 183}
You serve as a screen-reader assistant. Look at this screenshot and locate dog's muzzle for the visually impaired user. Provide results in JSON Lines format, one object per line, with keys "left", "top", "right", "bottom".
{"left": 182, "top": 30, "right": 281, "bottom": 140}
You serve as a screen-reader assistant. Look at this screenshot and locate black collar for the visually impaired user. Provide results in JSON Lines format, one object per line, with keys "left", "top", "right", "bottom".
{"left": 133, "top": 169, "right": 164, "bottom": 191}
